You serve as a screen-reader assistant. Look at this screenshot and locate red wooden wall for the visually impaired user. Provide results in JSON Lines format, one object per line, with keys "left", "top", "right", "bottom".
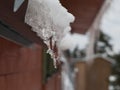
{"left": 44, "top": 72, "right": 61, "bottom": 90}
{"left": 0, "top": 37, "right": 43, "bottom": 90}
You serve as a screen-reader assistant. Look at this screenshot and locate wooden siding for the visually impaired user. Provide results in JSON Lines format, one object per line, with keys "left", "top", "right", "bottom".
{"left": 75, "top": 58, "right": 111, "bottom": 90}
{"left": 44, "top": 72, "right": 61, "bottom": 90}
{"left": 0, "top": 37, "right": 43, "bottom": 90}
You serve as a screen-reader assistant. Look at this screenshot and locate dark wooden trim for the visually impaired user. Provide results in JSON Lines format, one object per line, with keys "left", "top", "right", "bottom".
{"left": 0, "top": 0, "right": 45, "bottom": 46}
{"left": 0, "top": 20, "right": 33, "bottom": 46}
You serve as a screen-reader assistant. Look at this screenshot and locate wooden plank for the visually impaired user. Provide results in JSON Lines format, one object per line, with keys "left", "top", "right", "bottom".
{"left": 0, "top": 37, "right": 43, "bottom": 90}
{"left": 0, "top": 21, "right": 33, "bottom": 46}
{"left": 0, "top": 69, "right": 42, "bottom": 90}
{"left": 0, "top": 76, "right": 6, "bottom": 90}
{"left": 75, "top": 62, "right": 87, "bottom": 90}
{"left": 87, "top": 58, "right": 111, "bottom": 90}
{"left": 45, "top": 72, "right": 61, "bottom": 90}
{"left": 0, "top": 38, "right": 43, "bottom": 74}
{"left": 75, "top": 58, "right": 111, "bottom": 90}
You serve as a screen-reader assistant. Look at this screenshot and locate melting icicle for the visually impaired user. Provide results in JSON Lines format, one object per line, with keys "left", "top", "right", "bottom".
{"left": 44, "top": 38, "right": 59, "bottom": 68}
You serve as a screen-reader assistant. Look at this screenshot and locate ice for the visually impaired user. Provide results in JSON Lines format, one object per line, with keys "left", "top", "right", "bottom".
{"left": 25, "top": 0, "right": 75, "bottom": 68}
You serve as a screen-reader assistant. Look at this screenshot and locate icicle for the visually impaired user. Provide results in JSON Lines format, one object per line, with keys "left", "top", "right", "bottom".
{"left": 44, "top": 37, "right": 59, "bottom": 68}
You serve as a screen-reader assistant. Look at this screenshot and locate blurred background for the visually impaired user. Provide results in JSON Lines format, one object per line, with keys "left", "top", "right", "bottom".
{"left": 0, "top": 0, "right": 120, "bottom": 90}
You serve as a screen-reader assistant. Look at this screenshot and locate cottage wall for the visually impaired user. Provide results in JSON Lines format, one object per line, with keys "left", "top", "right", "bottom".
{"left": 0, "top": 37, "right": 43, "bottom": 90}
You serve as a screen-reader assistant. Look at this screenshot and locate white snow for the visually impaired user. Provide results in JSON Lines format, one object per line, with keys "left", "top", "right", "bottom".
{"left": 97, "top": 41, "right": 105, "bottom": 47}
{"left": 109, "top": 75, "right": 117, "bottom": 82}
{"left": 100, "top": 0, "right": 120, "bottom": 54}
{"left": 59, "top": 32, "right": 89, "bottom": 52}
{"left": 45, "top": 0, "right": 75, "bottom": 28}
{"left": 109, "top": 85, "right": 114, "bottom": 90}
{"left": 25, "top": 0, "right": 75, "bottom": 67}
{"left": 62, "top": 71, "right": 74, "bottom": 90}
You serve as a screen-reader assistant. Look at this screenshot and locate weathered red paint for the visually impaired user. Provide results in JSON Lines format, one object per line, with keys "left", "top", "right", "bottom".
{"left": 45, "top": 72, "right": 61, "bottom": 90}
{"left": 0, "top": 37, "right": 43, "bottom": 90}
